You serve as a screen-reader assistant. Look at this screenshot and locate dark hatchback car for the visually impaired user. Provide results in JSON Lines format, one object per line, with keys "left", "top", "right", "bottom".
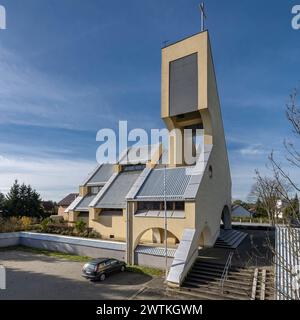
{"left": 82, "top": 258, "right": 126, "bottom": 281}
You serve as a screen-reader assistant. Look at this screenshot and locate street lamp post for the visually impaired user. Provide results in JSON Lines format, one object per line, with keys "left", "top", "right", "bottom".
{"left": 164, "top": 165, "right": 168, "bottom": 280}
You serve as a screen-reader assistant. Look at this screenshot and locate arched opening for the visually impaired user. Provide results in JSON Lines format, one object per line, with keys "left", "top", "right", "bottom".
{"left": 134, "top": 228, "right": 180, "bottom": 249}
{"left": 199, "top": 226, "right": 211, "bottom": 248}
{"left": 221, "top": 205, "right": 232, "bottom": 230}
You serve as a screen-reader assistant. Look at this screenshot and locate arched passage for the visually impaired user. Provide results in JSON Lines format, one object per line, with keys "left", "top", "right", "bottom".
{"left": 134, "top": 227, "right": 180, "bottom": 250}
{"left": 221, "top": 205, "right": 232, "bottom": 230}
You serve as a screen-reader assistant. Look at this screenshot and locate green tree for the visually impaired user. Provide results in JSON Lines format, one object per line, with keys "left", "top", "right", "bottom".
{"left": 5, "top": 180, "right": 44, "bottom": 217}
{"left": 253, "top": 199, "right": 268, "bottom": 218}
{"left": 0, "top": 191, "right": 6, "bottom": 213}
{"left": 5, "top": 180, "right": 21, "bottom": 216}
{"left": 284, "top": 193, "right": 299, "bottom": 219}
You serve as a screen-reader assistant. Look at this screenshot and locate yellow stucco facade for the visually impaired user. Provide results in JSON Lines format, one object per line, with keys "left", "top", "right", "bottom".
{"left": 88, "top": 208, "right": 127, "bottom": 241}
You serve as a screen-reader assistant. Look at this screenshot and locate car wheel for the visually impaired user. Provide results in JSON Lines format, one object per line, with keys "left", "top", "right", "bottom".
{"left": 100, "top": 273, "right": 106, "bottom": 281}
{"left": 121, "top": 265, "right": 125, "bottom": 272}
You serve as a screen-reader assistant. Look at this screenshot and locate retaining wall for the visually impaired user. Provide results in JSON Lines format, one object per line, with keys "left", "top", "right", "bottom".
{"left": 0, "top": 232, "right": 126, "bottom": 260}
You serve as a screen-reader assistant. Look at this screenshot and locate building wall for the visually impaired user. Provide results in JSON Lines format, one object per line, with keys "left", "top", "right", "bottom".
{"left": 194, "top": 34, "right": 232, "bottom": 247}
{"left": 58, "top": 206, "right": 69, "bottom": 221}
{"left": 134, "top": 253, "right": 173, "bottom": 269}
{"left": 89, "top": 208, "right": 127, "bottom": 241}
{"left": 127, "top": 201, "right": 196, "bottom": 264}
{"left": 79, "top": 186, "right": 89, "bottom": 197}
{"left": 77, "top": 212, "right": 89, "bottom": 225}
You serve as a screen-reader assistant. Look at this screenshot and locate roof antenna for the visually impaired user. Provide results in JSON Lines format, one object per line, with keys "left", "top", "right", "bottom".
{"left": 199, "top": 2, "right": 207, "bottom": 32}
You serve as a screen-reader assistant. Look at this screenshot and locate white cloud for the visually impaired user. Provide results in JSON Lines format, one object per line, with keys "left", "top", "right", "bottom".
{"left": 230, "top": 162, "right": 268, "bottom": 201}
{"left": 0, "top": 154, "right": 96, "bottom": 201}
{"left": 239, "top": 144, "right": 266, "bottom": 156}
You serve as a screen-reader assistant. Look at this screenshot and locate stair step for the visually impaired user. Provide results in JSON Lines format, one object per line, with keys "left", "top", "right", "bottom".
{"left": 184, "top": 281, "right": 250, "bottom": 297}
{"left": 221, "top": 231, "right": 241, "bottom": 244}
{"left": 195, "top": 260, "right": 225, "bottom": 267}
{"left": 183, "top": 253, "right": 274, "bottom": 301}
{"left": 231, "top": 233, "right": 247, "bottom": 248}
{"left": 183, "top": 283, "right": 249, "bottom": 300}
{"left": 186, "top": 275, "right": 252, "bottom": 287}
{"left": 184, "top": 279, "right": 251, "bottom": 295}
{"left": 192, "top": 265, "right": 253, "bottom": 277}
{"left": 215, "top": 230, "right": 247, "bottom": 249}
{"left": 194, "top": 261, "right": 253, "bottom": 273}
{"left": 176, "top": 288, "right": 234, "bottom": 300}
{"left": 189, "top": 270, "right": 253, "bottom": 282}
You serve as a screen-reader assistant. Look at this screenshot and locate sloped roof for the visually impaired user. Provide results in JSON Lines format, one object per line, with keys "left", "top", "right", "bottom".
{"left": 135, "top": 167, "right": 191, "bottom": 201}
{"left": 58, "top": 193, "right": 79, "bottom": 206}
{"left": 87, "top": 164, "right": 114, "bottom": 185}
{"left": 82, "top": 164, "right": 114, "bottom": 186}
{"left": 95, "top": 171, "right": 142, "bottom": 209}
{"left": 75, "top": 194, "right": 97, "bottom": 212}
{"left": 118, "top": 144, "right": 160, "bottom": 165}
{"left": 232, "top": 205, "right": 251, "bottom": 218}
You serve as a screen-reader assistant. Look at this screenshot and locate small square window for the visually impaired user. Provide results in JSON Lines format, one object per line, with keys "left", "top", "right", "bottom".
{"left": 175, "top": 202, "right": 184, "bottom": 211}
{"left": 90, "top": 186, "right": 101, "bottom": 194}
{"left": 167, "top": 202, "right": 173, "bottom": 210}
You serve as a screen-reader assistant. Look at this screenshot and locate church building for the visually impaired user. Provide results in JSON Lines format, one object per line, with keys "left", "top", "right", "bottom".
{"left": 65, "top": 30, "right": 232, "bottom": 287}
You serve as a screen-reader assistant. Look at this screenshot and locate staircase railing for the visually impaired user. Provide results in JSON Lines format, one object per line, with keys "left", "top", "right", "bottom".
{"left": 219, "top": 251, "right": 234, "bottom": 294}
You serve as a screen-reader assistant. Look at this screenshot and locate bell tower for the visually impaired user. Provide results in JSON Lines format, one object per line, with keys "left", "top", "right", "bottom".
{"left": 161, "top": 31, "right": 225, "bottom": 167}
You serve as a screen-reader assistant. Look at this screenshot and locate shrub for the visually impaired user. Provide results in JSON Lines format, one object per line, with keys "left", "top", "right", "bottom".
{"left": 74, "top": 220, "right": 86, "bottom": 233}
{"left": 40, "top": 217, "right": 51, "bottom": 232}
{"left": 9, "top": 216, "right": 19, "bottom": 226}
{"left": 20, "top": 216, "right": 33, "bottom": 230}
{"left": 0, "top": 216, "right": 101, "bottom": 239}
{"left": 0, "top": 217, "right": 22, "bottom": 232}
{"left": 88, "top": 230, "right": 101, "bottom": 239}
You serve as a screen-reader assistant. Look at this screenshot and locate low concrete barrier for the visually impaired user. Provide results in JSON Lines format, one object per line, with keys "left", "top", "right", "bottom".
{"left": 0, "top": 232, "right": 20, "bottom": 247}
{"left": 0, "top": 232, "right": 126, "bottom": 261}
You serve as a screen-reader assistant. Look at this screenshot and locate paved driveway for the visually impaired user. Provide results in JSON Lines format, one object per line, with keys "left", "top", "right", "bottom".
{"left": 0, "top": 250, "right": 155, "bottom": 300}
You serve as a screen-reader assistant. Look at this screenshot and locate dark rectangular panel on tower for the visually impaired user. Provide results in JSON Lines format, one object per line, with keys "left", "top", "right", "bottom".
{"left": 169, "top": 53, "right": 198, "bottom": 117}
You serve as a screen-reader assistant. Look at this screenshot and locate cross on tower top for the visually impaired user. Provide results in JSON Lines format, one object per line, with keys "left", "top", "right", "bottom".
{"left": 199, "top": 2, "right": 207, "bottom": 32}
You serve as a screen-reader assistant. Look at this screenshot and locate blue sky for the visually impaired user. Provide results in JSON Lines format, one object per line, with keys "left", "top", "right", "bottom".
{"left": 0, "top": 0, "right": 299, "bottom": 201}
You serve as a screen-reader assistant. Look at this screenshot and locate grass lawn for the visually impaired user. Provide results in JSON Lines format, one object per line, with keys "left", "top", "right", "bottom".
{"left": 1, "top": 245, "right": 164, "bottom": 277}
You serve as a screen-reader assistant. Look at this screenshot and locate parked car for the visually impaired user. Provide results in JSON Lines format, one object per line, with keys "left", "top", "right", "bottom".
{"left": 82, "top": 258, "right": 126, "bottom": 281}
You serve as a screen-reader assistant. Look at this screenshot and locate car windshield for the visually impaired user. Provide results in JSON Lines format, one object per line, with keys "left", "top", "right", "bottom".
{"left": 83, "top": 263, "right": 97, "bottom": 272}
